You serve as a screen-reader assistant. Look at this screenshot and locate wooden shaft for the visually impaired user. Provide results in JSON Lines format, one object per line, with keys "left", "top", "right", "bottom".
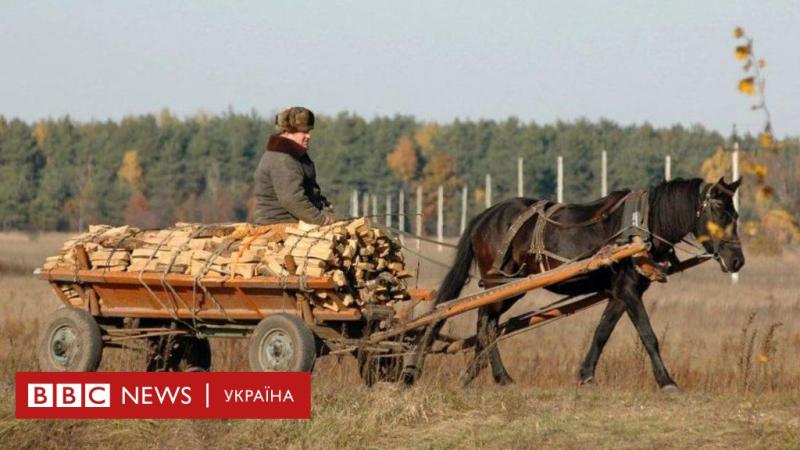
{"left": 369, "top": 242, "right": 646, "bottom": 342}
{"left": 442, "top": 292, "right": 608, "bottom": 353}
{"left": 436, "top": 254, "right": 710, "bottom": 353}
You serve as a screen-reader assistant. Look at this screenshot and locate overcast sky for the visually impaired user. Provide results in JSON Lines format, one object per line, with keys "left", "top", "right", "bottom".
{"left": 2, "top": 1, "right": 798, "bottom": 136}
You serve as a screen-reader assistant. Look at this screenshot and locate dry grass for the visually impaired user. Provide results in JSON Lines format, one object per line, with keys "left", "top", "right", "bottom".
{"left": 1, "top": 232, "right": 799, "bottom": 448}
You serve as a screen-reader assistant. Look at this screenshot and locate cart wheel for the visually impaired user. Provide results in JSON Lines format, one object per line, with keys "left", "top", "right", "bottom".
{"left": 37, "top": 308, "right": 103, "bottom": 372}
{"left": 248, "top": 314, "right": 316, "bottom": 372}
{"left": 358, "top": 352, "right": 404, "bottom": 386}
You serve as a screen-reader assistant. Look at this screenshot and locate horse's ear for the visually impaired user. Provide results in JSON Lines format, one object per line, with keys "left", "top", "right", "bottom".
{"left": 729, "top": 178, "right": 742, "bottom": 192}
{"left": 717, "top": 176, "right": 726, "bottom": 185}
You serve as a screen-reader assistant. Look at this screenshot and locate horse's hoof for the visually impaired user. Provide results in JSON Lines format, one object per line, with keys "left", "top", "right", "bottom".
{"left": 459, "top": 372, "right": 478, "bottom": 387}
{"left": 661, "top": 384, "right": 679, "bottom": 397}
{"left": 494, "top": 375, "right": 514, "bottom": 386}
{"left": 579, "top": 376, "right": 595, "bottom": 386}
{"left": 401, "top": 368, "right": 418, "bottom": 387}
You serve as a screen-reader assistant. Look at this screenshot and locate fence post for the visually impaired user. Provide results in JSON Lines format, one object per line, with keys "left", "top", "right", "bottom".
{"left": 485, "top": 173, "right": 492, "bottom": 208}
{"left": 437, "top": 185, "right": 444, "bottom": 252}
{"left": 386, "top": 193, "right": 392, "bottom": 228}
{"left": 665, "top": 155, "right": 672, "bottom": 181}
{"left": 601, "top": 150, "right": 608, "bottom": 197}
{"left": 350, "top": 189, "right": 358, "bottom": 217}
{"left": 460, "top": 185, "right": 468, "bottom": 235}
{"left": 731, "top": 143, "right": 740, "bottom": 284}
{"left": 416, "top": 185, "right": 423, "bottom": 250}
{"left": 362, "top": 192, "right": 369, "bottom": 218}
{"left": 399, "top": 190, "right": 405, "bottom": 244}
{"left": 371, "top": 195, "right": 378, "bottom": 223}
{"left": 557, "top": 155, "right": 564, "bottom": 203}
{"left": 517, "top": 157, "right": 524, "bottom": 197}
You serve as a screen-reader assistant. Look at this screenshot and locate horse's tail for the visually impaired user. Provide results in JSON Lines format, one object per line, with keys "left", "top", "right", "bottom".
{"left": 435, "top": 216, "right": 479, "bottom": 304}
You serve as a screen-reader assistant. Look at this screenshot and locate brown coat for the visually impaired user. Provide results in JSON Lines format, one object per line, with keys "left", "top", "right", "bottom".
{"left": 252, "top": 135, "right": 331, "bottom": 225}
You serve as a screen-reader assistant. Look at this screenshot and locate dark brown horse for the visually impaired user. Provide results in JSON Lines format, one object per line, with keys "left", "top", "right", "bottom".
{"left": 429, "top": 177, "right": 743, "bottom": 392}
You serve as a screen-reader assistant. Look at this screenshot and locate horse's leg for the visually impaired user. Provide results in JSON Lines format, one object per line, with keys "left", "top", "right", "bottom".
{"left": 578, "top": 297, "right": 626, "bottom": 384}
{"left": 486, "top": 302, "right": 515, "bottom": 385}
{"left": 461, "top": 306, "right": 492, "bottom": 385}
{"left": 616, "top": 268, "right": 677, "bottom": 391}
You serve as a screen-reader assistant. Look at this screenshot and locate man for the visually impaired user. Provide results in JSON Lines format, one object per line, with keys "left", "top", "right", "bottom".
{"left": 253, "top": 106, "right": 334, "bottom": 225}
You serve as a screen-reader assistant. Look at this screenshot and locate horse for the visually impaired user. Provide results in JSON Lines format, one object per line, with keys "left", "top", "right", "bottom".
{"left": 425, "top": 177, "right": 743, "bottom": 392}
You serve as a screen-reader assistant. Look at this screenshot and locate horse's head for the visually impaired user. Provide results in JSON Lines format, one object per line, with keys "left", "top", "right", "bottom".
{"left": 694, "top": 177, "right": 744, "bottom": 273}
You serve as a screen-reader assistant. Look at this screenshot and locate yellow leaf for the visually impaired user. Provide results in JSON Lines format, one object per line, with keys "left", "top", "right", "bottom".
{"left": 733, "top": 27, "right": 744, "bottom": 38}
{"left": 757, "top": 353, "right": 769, "bottom": 364}
{"left": 696, "top": 234, "right": 710, "bottom": 243}
{"left": 738, "top": 77, "right": 756, "bottom": 95}
{"left": 759, "top": 131, "right": 774, "bottom": 150}
{"left": 706, "top": 221, "right": 724, "bottom": 240}
{"left": 735, "top": 45, "right": 750, "bottom": 61}
{"left": 743, "top": 162, "right": 768, "bottom": 182}
{"left": 743, "top": 221, "right": 759, "bottom": 237}
{"left": 756, "top": 186, "right": 774, "bottom": 204}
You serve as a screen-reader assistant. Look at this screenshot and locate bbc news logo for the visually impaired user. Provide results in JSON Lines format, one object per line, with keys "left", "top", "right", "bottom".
{"left": 16, "top": 372, "right": 311, "bottom": 419}
{"left": 27, "top": 383, "right": 110, "bottom": 408}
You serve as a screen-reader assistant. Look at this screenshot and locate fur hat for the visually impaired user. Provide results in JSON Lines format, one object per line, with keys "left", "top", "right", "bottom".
{"left": 276, "top": 106, "right": 315, "bottom": 132}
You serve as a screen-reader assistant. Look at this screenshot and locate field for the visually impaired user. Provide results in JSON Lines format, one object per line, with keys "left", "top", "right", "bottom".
{"left": 1, "top": 232, "right": 799, "bottom": 449}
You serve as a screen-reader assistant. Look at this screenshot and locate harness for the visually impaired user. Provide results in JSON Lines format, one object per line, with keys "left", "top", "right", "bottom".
{"left": 488, "top": 191, "right": 643, "bottom": 277}
{"left": 485, "top": 180, "right": 739, "bottom": 284}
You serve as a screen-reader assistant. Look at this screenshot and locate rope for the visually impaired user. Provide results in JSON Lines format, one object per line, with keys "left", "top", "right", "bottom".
{"left": 393, "top": 241, "right": 454, "bottom": 269}
{"left": 383, "top": 226, "right": 459, "bottom": 249}
{"left": 159, "top": 224, "right": 219, "bottom": 328}
{"left": 344, "top": 213, "right": 459, "bottom": 249}
{"left": 135, "top": 229, "right": 185, "bottom": 323}
{"left": 192, "top": 231, "right": 238, "bottom": 322}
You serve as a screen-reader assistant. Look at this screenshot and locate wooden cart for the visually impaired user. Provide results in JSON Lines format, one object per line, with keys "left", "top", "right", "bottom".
{"left": 36, "top": 241, "right": 706, "bottom": 382}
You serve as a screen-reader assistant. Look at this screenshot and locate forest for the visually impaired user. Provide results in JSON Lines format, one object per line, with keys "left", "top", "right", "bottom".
{"left": 0, "top": 111, "right": 797, "bottom": 238}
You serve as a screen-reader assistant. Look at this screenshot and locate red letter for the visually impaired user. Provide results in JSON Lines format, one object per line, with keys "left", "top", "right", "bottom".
{"left": 34, "top": 387, "right": 47, "bottom": 405}
{"left": 62, "top": 386, "right": 76, "bottom": 405}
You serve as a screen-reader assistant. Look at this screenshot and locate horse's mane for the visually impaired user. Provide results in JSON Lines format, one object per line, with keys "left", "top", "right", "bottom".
{"left": 648, "top": 177, "right": 703, "bottom": 249}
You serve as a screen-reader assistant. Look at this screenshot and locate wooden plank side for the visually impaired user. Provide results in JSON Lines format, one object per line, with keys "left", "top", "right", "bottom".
{"left": 39, "top": 269, "right": 336, "bottom": 289}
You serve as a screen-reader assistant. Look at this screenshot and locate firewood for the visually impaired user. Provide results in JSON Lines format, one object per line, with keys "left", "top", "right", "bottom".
{"left": 231, "top": 263, "right": 256, "bottom": 279}
{"left": 48, "top": 217, "right": 411, "bottom": 306}
{"left": 302, "top": 266, "right": 326, "bottom": 277}
{"left": 330, "top": 270, "right": 347, "bottom": 287}
{"left": 293, "top": 257, "right": 327, "bottom": 269}
{"left": 287, "top": 245, "right": 334, "bottom": 261}
{"left": 282, "top": 255, "right": 297, "bottom": 274}
{"left": 156, "top": 251, "right": 192, "bottom": 266}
